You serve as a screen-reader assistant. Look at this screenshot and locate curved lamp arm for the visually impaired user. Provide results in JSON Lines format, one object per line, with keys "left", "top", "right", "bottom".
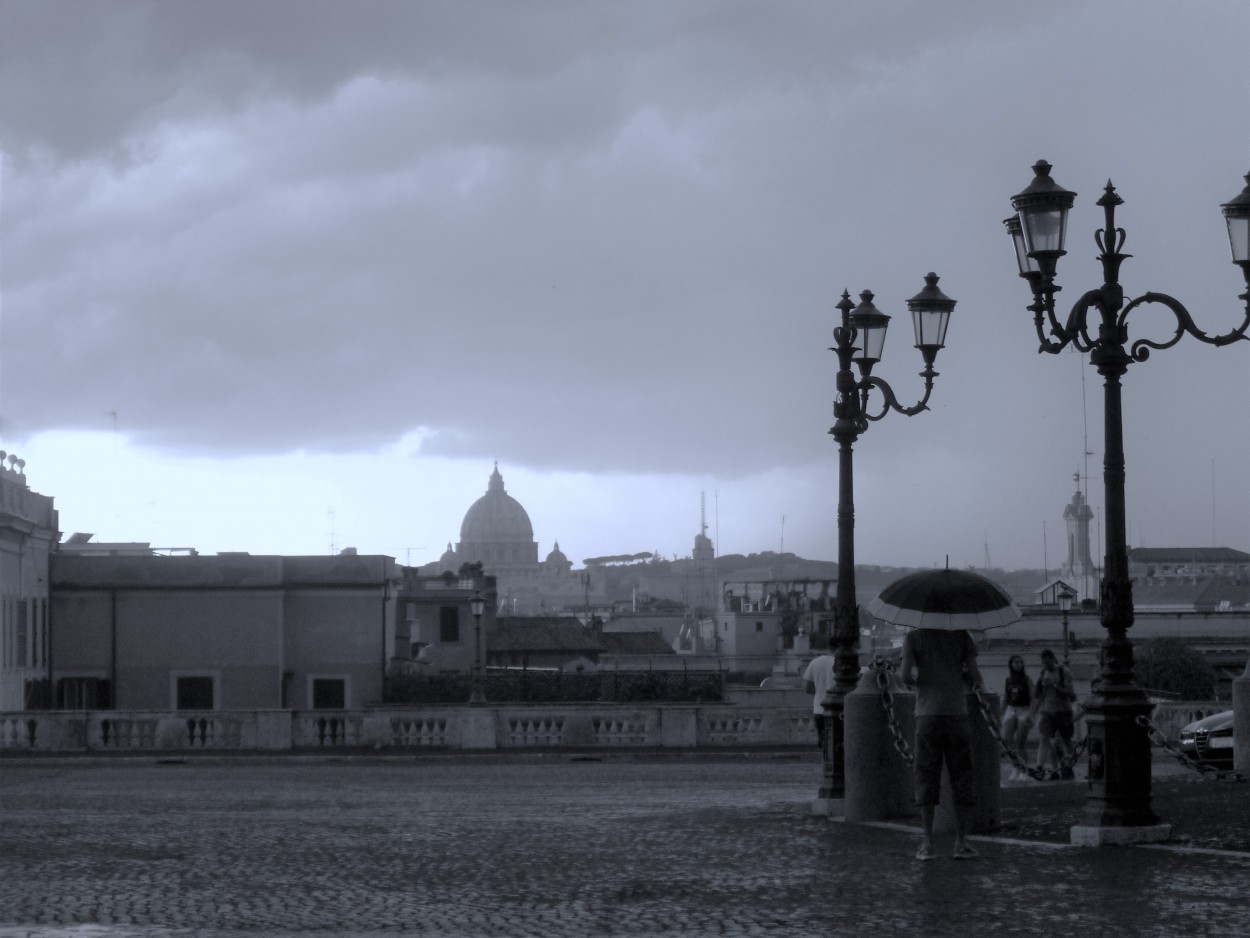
{"left": 859, "top": 368, "right": 938, "bottom": 422}
{"left": 1033, "top": 285, "right": 1106, "bottom": 355}
{"left": 1120, "top": 291, "right": 1250, "bottom": 362}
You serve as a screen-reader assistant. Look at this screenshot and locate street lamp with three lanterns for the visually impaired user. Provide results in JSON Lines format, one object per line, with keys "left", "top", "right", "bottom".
{"left": 821, "top": 273, "right": 956, "bottom": 801}
{"left": 1004, "top": 160, "right": 1250, "bottom": 840}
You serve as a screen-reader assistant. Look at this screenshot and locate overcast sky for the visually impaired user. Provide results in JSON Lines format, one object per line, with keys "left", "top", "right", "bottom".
{"left": 2, "top": 0, "right": 1249, "bottom": 572}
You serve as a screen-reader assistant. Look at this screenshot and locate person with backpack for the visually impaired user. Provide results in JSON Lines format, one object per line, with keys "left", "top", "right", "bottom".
{"left": 1031, "top": 648, "right": 1077, "bottom": 779}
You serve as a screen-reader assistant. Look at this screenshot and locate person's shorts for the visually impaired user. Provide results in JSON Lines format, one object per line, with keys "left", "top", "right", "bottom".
{"left": 913, "top": 714, "right": 976, "bottom": 807}
{"left": 1038, "top": 710, "right": 1075, "bottom": 742}
{"left": 1002, "top": 705, "right": 1031, "bottom": 724}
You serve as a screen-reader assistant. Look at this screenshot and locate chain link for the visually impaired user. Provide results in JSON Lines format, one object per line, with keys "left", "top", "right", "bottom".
{"left": 870, "top": 657, "right": 914, "bottom": 766}
{"left": 1135, "top": 714, "right": 1248, "bottom": 783}
{"left": 972, "top": 685, "right": 1087, "bottom": 781}
{"left": 872, "top": 658, "right": 1099, "bottom": 781}
{"left": 870, "top": 665, "right": 1244, "bottom": 785}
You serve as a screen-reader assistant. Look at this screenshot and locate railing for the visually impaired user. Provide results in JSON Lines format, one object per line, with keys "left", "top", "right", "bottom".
{"left": 3, "top": 697, "right": 1226, "bottom": 756}
{"left": 1146, "top": 701, "right": 1231, "bottom": 741}
{"left": 0, "top": 702, "right": 817, "bottom": 754}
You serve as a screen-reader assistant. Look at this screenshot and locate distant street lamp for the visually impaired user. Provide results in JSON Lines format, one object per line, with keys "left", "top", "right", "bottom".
{"left": 822, "top": 274, "right": 956, "bottom": 801}
{"left": 469, "top": 590, "right": 486, "bottom": 704}
{"left": 1058, "top": 586, "right": 1077, "bottom": 665}
{"left": 1005, "top": 161, "right": 1250, "bottom": 839}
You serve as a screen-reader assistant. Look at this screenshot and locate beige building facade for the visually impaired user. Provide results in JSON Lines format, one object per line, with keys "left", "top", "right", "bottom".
{"left": 50, "top": 550, "right": 402, "bottom": 710}
{"left": 0, "top": 457, "right": 59, "bottom": 710}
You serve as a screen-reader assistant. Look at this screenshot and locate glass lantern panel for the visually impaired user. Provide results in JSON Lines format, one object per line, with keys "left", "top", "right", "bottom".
{"left": 911, "top": 308, "right": 950, "bottom": 349}
{"left": 856, "top": 324, "right": 887, "bottom": 363}
{"left": 1022, "top": 206, "right": 1067, "bottom": 255}
{"left": 1226, "top": 216, "right": 1250, "bottom": 264}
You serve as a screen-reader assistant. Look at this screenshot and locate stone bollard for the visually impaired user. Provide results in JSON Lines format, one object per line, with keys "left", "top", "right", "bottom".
{"left": 934, "top": 690, "right": 1001, "bottom": 835}
{"left": 844, "top": 667, "right": 916, "bottom": 823}
{"left": 1234, "top": 661, "right": 1250, "bottom": 776}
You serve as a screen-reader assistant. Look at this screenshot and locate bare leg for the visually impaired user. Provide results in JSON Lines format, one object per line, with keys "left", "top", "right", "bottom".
{"left": 1016, "top": 721, "right": 1033, "bottom": 769}
{"left": 917, "top": 805, "right": 936, "bottom": 860}
{"left": 952, "top": 803, "right": 978, "bottom": 858}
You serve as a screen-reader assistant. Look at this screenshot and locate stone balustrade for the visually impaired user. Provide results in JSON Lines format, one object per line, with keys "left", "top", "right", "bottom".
{"left": 2, "top": 696, "right": 1228, "bottom": 757}
{"left": 0, "top": 703, "right": 816, "bottom": 754}
{"left": 1147, "top": 701, "right": 1231, "bottom": 739}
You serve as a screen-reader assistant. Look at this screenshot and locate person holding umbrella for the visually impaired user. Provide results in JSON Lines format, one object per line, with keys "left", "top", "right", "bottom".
{"left": 869, "top": 567, "right": 1018, "bottom": 861}
{"left": 901, "top": 626, "right": 985, "bottom": 860}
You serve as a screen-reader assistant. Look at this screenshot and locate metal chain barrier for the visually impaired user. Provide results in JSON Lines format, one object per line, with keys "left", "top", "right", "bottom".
{"left": 872, "top": 659, "right": 1098, "bottom": 781}
{"left": 1135, "top": 713, "right": 1247, "bottom": 783}
{"left": 870, "top": 657, "right": 914, "bottom": 766}
{"left": 973, "top": 685, "right": 1088, "bottom": 782}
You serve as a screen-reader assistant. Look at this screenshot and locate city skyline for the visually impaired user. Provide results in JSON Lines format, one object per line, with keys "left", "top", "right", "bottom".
{"left": 2, "top": 1, "right": 1248, "bottom": 571}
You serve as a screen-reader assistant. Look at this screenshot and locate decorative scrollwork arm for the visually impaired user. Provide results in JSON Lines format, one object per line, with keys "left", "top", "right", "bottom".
{"left": 1121, "top": 291, "right": 1250, "bottom": 362}
{"left": 860, "top": 371, "right": 936, "bottom": 422}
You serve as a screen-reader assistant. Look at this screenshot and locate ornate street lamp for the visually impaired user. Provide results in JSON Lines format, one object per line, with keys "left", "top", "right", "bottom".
{"left": 1005, "top": 161, "right": 1250, "bottom": 841}
{"left": 1058, "top": 586, "right": 1077, "bottom": 665}
{"left": 821, "top": 273, "right": 956, "bottom": 801}
{"left": 469, "top": 590, "right": 486, "bottom": 703}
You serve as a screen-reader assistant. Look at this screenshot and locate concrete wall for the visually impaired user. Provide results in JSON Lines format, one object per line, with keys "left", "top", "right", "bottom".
{"left": 49, "top": 553, "right": 398, "bottom": 712}
{"left": 120, "top": 589, "right": 284, "bottom": 710}
{"left": 284, "top": 587, "right": 386, "bottom": 708}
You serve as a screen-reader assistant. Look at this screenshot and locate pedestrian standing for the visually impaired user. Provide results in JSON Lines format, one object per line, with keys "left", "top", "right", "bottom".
{"left": 1001, "top": 654, "right": 1033, "bottom": 780}
{"left": 901, "top": 627, "right": 984, "bottom": 861}
{"left": 1031, "top": 648, "right": 1077, "bottom": 779}
{"left": 802, "top": 652, "right": 837, "bottom": 751}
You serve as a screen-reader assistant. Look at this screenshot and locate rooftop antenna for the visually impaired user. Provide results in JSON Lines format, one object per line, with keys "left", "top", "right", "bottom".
{"left": 714, "top": 489, "right": 720, "bottom": 557}
{"left": 327, "top": 508, "right": 336, "bottom": 555}
{"left": 1079, "top": 348, "right": 1095, "bottom": 501}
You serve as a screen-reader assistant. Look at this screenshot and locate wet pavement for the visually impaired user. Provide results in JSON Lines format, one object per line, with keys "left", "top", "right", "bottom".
{"left": 0, "top": 750, "right": 1247, "bottom": 936}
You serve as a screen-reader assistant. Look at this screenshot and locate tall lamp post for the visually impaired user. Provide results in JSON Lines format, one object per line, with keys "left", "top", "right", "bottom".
{"left": 469, "top": 591, "right": 486, "bottom": 704}
{"left": 1058, "top": 586, "right": 1076, "bottom": 665}
{"left": 821, "top": 273, "right": 956, "bottom": 801}
{"left": 1004, "top": 161, "right": 1250, "bottom": 841}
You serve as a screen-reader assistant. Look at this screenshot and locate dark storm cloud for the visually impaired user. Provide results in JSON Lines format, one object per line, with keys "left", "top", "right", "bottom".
{"left": 9, "top": 0, "right": 1047, "bottom": 474}
{"left": 2, "top": 0, "right": 1249, "bottom": 569}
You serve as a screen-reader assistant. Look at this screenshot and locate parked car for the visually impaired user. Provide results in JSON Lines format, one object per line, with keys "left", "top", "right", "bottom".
{"left": 1177, "top": 710, "right": 1235, "bottom": 769}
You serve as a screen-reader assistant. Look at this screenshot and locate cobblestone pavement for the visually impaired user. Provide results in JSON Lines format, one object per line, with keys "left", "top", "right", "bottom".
{"left": 1, "top": 752, "right": 1248, "bottom": 937}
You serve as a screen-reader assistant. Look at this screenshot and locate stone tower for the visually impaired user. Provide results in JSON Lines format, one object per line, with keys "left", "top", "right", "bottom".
{"left": 1060, "top": 473, "right": 1099, "bottom": 602}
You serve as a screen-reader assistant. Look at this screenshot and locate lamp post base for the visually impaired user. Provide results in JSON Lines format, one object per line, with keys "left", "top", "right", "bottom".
{"left": 1077, "top": 685, "right": 1163, "bottom": 835}
{"left": 1070, "top": 822, "right": 1171, "bottom": 846}
{"left": 810, "top": 797, "right": 843, "bottom": 817}
{"left": 817, "top": 688, "right": 848, "bottom": 802}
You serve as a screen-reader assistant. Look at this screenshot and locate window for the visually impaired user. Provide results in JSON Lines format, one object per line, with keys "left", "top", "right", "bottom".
{"left": 15, "top": 599, "right": 27, "bottom": 667}
{"left": 756, "top": 621, "right": 764, "bottom": 632}
{"left": 176, "top": 676, "right": 216, "bottom": 710}
{"left": 439, "top": 606, "right": 460, "bottom": 643}
{"left": 58, "top": 677, "right": 112, "bottom": 710}
{"left": 312, "top": 678, "right": 346, "bottom": 710}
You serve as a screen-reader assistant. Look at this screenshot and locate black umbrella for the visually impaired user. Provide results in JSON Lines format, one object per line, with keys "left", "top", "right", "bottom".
{"left": 866, "top": 568, "right": 1021, "bottom": 631}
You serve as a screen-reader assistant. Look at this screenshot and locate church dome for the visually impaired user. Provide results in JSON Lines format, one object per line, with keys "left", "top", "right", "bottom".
{"left": 459, "top": 465, "right": 535, "bottom": 544}
{"left": 545, "top": 542, "right": 568, "bottom": 565}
